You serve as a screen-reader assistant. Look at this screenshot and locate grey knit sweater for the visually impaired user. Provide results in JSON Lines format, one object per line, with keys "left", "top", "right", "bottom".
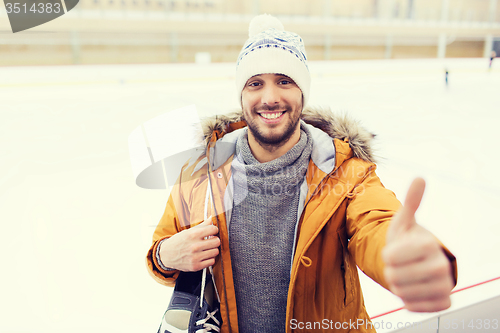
{"left": 229, "top": 125, "right": 313, "bottom": 333}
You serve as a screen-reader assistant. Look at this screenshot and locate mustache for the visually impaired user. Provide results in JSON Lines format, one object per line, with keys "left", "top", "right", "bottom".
{"left": 253, "top": 104, "right": 292, "bottom": 112}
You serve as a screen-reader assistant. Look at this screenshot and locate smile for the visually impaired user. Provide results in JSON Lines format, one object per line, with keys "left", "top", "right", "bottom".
{"left": 259, "top": 112, "right": 284, "bottom": 120}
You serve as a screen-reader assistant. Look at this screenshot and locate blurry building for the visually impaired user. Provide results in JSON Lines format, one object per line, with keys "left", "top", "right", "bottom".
{"left": 0, "top": 0, "right": 499, "bottom": 65}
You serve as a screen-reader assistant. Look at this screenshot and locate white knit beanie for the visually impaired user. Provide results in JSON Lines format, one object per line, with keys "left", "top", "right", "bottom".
{"left": 236, "top": 14, "right": 311, "bottom": 107}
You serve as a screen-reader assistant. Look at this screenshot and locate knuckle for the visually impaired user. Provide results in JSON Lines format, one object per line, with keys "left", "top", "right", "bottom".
{"left": 436, "top": 264, "right": 450, "bottom": 277}
{"left": 391, "top": 285, "right": 403, "bottom": 297}
{"left": 405, "top": 287, "right": 423, "bottom": 301}
{"left": 382, "top": 248, "right": 395, "bottom": 265}
{"left": 384, "top": 268, "right": 396, "bottom": 286}
{"left": 404, "top": 301, "right": 419, "bottom": 312}
{"left": 429, "top": 298, "right": 451, "bottom": 312}
{"left": 421, "top": 237, "right": 439, "bottom": 253}
{"left": 430, "top": 260, "right": 450, "bottom": 278}
{"left": 409, "top": 302, "right": 429, "bottom": 312}
{"left": 193, "top": 227, "right": 205, "bottom": 238}
{"left": 191, "top": 260, "right": 203, "bottom": 271}
{"left": 436, "top": 255, "right": 451, "bottom": 271}
{"left": 429, "top": 284, "right": 448, "bottom": 298}
{"left": 440, "top": 297, "right": 451, "bottom": 310}
{"left": 188, "top": 243, "right": 200, "bottom": 254}
{"left": 206, "top": 249, "right": 217, "bottom": 259}
{"left": 186, "top": 229, "right": 198, "bottom": 241}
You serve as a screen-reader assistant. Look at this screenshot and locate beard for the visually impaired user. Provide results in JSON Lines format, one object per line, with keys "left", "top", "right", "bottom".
{"left": 243, "top": 102, "right": 302, "bottom": 150}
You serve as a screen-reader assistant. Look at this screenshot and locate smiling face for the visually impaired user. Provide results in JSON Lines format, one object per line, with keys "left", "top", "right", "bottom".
{"left": 241, "top": 73, "right": 303, "bottom": 154}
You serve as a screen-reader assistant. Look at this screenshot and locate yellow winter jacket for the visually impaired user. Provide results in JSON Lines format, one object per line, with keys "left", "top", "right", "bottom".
{"left": 146, "top": 108, "right": 457, "bottom": 333}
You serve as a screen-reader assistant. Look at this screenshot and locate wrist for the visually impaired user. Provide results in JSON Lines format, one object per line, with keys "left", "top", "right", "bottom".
{"left": 156, "top": 238, "right": 175, "bottom": 271}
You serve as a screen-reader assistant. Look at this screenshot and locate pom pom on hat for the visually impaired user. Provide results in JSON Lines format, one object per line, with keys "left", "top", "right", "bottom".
{"left": 248, "top": 14, "right": 284, "bottom": 37}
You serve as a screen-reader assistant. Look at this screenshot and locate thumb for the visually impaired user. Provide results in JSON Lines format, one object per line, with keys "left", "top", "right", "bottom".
{"left": 193, "top": 216, "right": 213, "bottom": 228}
{"left": 387, "top": 177, "right": 426, "bottom": 240}
{"left": 201, "top": 216, "right": 214, "bottom": 225}
{"left": 194, "top": 216, "right": 217, "bottom": 239}
{"left": 403, "top": 177, "right": 426, "bottom": 218}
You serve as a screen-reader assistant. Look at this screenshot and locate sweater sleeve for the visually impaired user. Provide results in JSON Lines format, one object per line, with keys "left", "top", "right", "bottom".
{"left": 146, "top": 192, "right": 183, "bottom": 287}
{"left": 155, "top": 238, "right": 176, "bottom": 271}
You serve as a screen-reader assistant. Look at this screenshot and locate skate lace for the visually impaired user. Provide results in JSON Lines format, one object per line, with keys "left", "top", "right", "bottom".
{"left": 195, "top": 167, "right": 221, "bottom": 333}
{"left": 195, "top": 308, "right": 221, "bottom": 333}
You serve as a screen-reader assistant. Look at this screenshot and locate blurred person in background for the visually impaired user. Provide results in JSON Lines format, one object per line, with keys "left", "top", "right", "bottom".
{"left": 146, "top": 14, "right": 457, "bottom": 333}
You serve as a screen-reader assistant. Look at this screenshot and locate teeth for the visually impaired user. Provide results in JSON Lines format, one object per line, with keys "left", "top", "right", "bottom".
{"left": 260, "top": 112, "right": 283, "bottom": 119}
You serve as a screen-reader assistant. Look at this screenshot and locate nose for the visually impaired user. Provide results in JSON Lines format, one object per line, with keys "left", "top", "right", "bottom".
{"left": 261, "top": 84, "right": 280, "bottom": 106}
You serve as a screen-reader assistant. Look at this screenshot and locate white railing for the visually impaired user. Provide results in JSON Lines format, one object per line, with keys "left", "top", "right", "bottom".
{"left": 371, "top": 276, "right": 500, "bottom": 333}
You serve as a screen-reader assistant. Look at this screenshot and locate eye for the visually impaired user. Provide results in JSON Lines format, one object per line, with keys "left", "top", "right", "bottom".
{"left": 247, "top": 81, "right": 262, "bottom": 87}
{"left": 278, "top": 78, "right": 293, "bottom": 85}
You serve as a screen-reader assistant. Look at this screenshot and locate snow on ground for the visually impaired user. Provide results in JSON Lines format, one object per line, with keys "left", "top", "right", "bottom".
{"left": 0, "top": 58, "right": 499, "bottom": 332}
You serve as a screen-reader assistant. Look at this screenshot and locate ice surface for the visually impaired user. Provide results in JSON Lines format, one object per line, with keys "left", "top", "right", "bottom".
{"left": 0, "top": 58, "right": 498, "bottom": 332}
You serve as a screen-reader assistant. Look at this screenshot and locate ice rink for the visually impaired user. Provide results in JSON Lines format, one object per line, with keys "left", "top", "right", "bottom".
{"left": 1, "top": 57, "right": 499, "bottom": 332}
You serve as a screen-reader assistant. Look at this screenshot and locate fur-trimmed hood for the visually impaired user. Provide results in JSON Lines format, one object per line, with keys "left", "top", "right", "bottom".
{"left": 201, "top": 106, "right": 376, "bottom": 163}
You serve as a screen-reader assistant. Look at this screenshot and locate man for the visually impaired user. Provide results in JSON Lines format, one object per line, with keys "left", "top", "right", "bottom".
{"left": 147, "top": 14, "right": 457, "bottom": 333}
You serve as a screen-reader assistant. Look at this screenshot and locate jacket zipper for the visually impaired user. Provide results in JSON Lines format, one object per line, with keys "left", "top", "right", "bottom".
{"left": 288, "top": 164, "right": 376, "bottom": 323}
{"left": 206, "top": 160, "right": 233, "bottom": 333}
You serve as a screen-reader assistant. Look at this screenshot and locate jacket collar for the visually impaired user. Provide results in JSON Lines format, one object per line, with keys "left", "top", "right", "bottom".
{"left": 200, "top": 107, "right": 375, "bottom": 172}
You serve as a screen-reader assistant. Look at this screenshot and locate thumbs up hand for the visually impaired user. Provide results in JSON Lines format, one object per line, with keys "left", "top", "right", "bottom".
{"left": 383, "top": 178, "right": 454, "bottom": 312}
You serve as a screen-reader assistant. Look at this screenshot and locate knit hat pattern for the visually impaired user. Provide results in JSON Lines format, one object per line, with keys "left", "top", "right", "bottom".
{"left": 236, "top": 14, "right": 311, "bottom": 107}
